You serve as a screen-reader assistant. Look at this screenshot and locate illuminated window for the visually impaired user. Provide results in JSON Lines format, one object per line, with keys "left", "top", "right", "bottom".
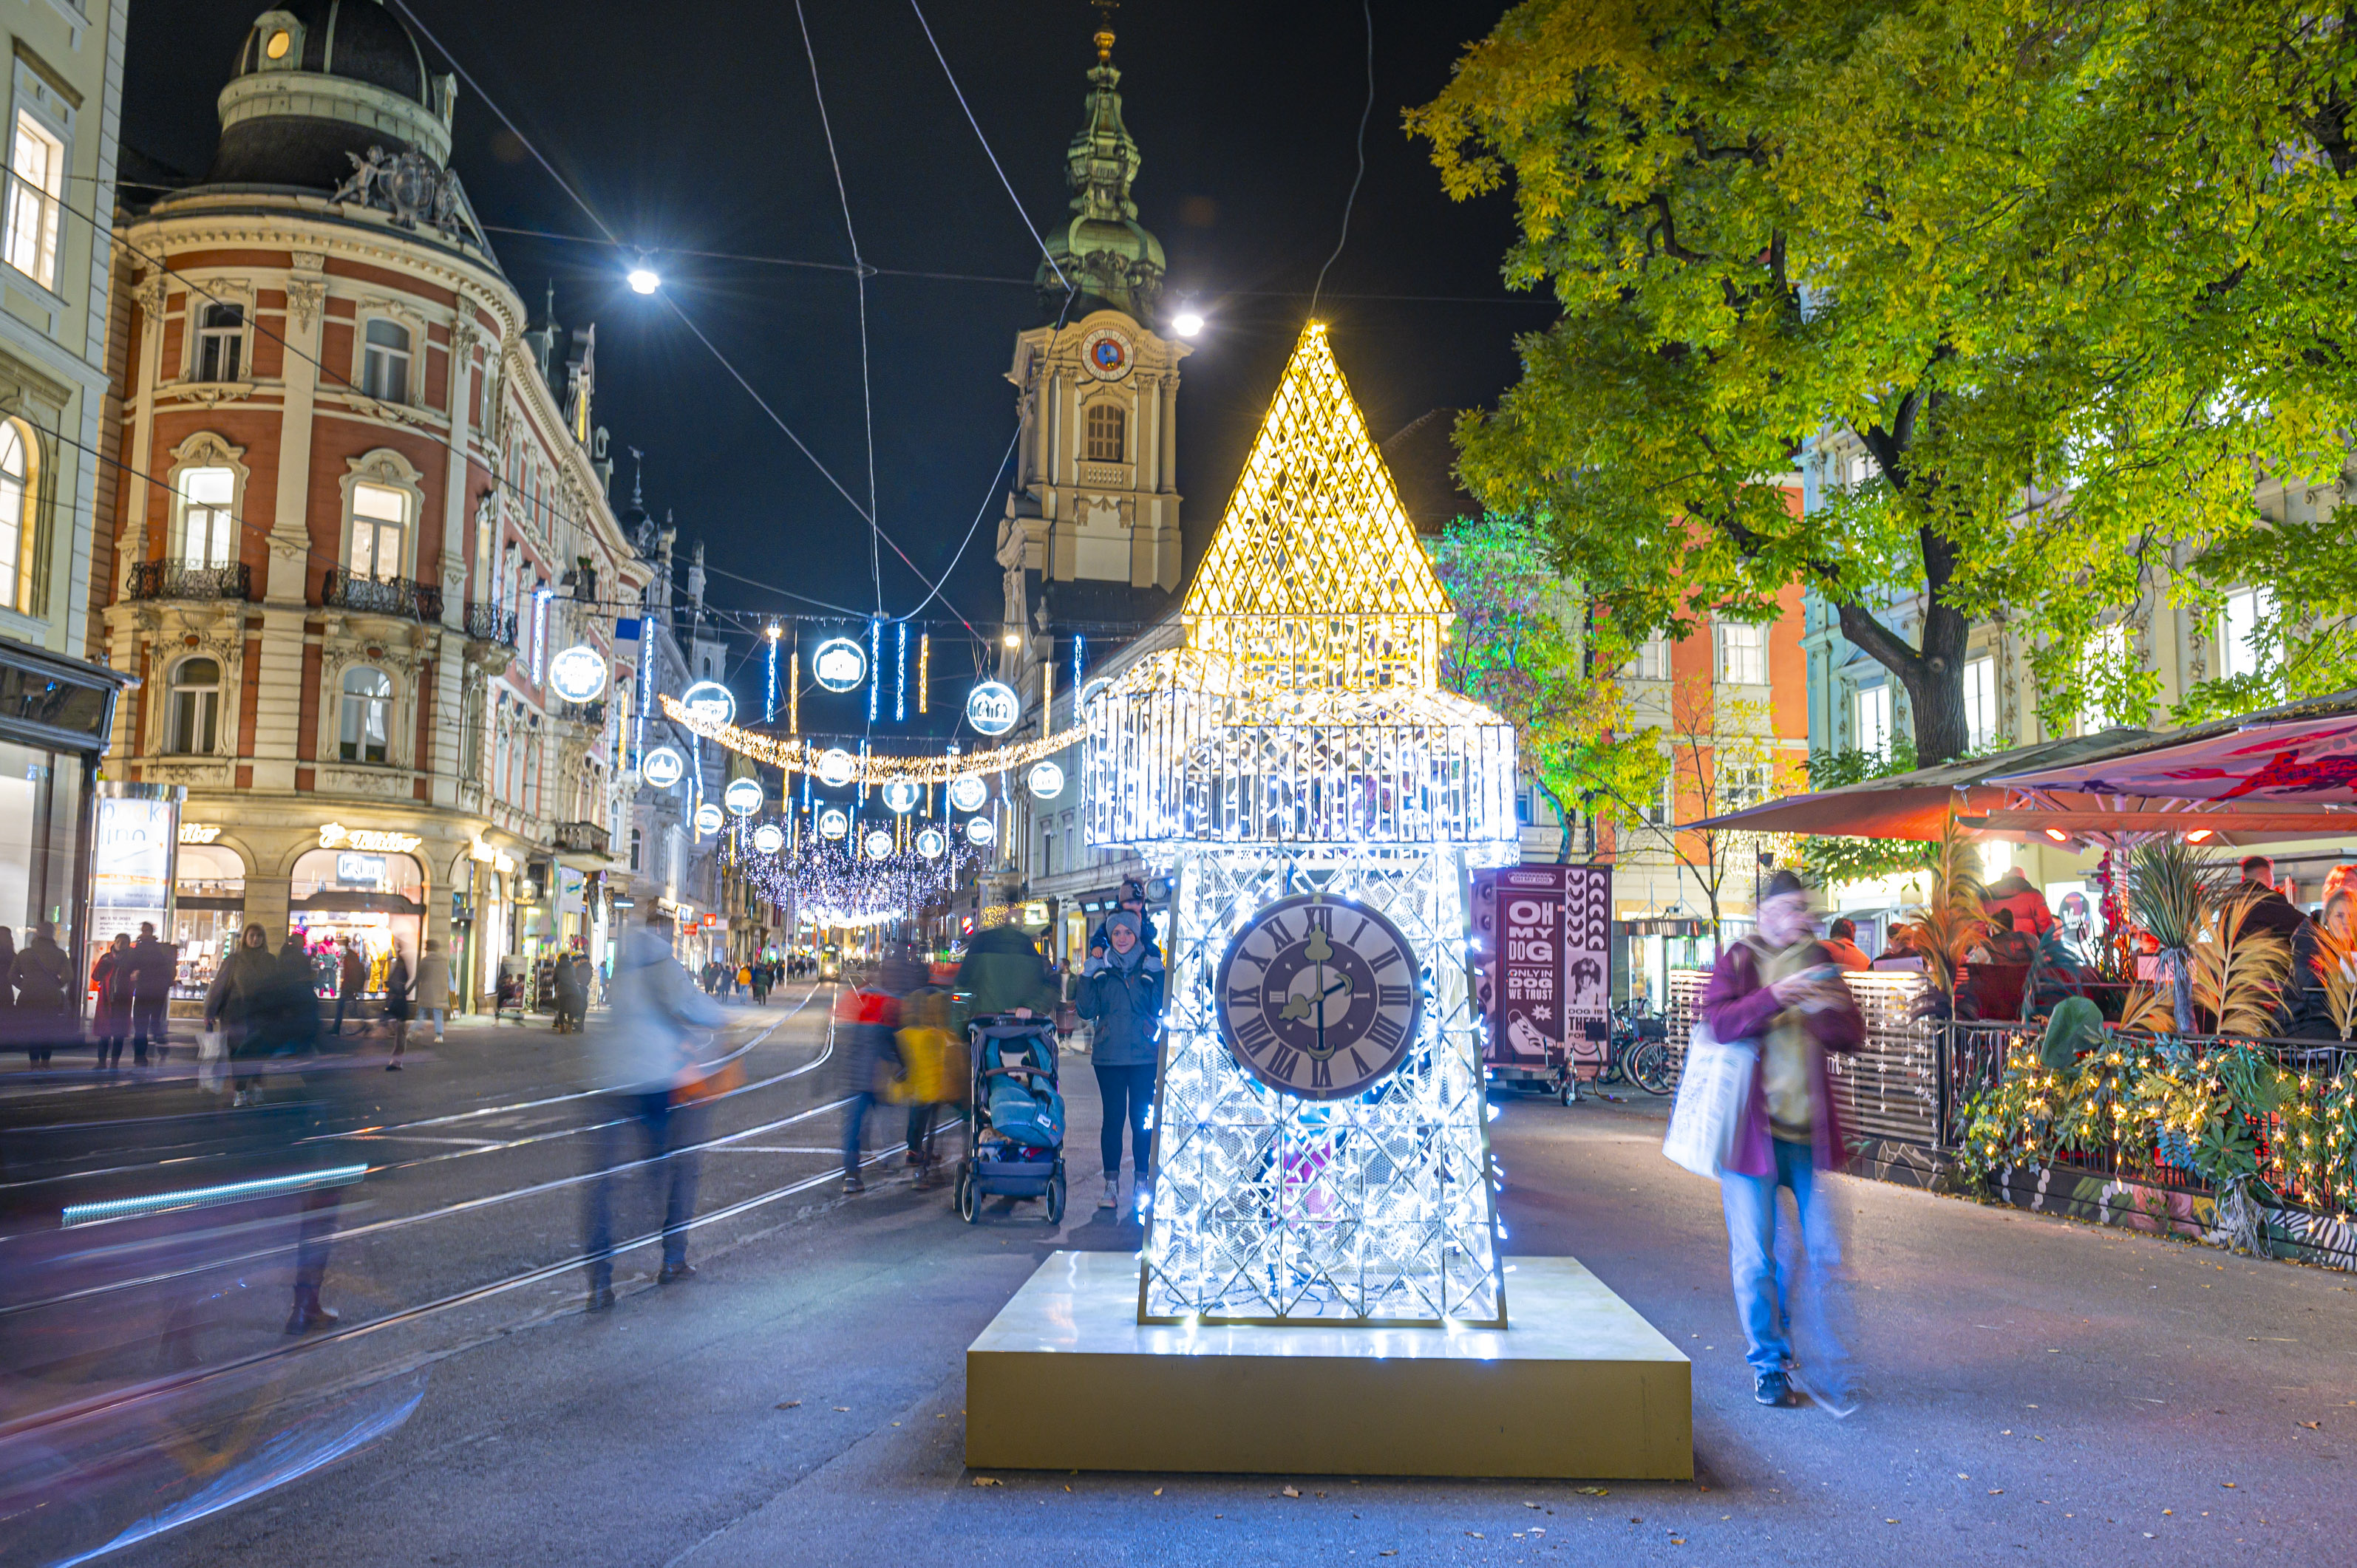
{"left": 3, "top": 109, "right": 64, "bottom": 289}
{"left": 2218, "top": 586, "right": 2274, "bottom": 682}
{"left": 1719, "top": 620, "right": 1765, "bottom": 685}
{"left": 194, "top": 304, "right": 245, "bottom": 383}
{"left": 339, "top": 666, "right": 393, "bottom": 763}
{"left": 177, "top": 464, "right": 235, "bottom": 566}
{"left": 167, "top": 657, "right": 221, "bottom": 754}
{"left": 361, "top": 318, "right": 410, "bottom": 403}
{"left": 347, "top": 481, "right": 407, "bottom": 579}
{"left": 1085, "top": 403, "right": 1126, "bottom": 463}
{"left": 0, "top": 419, "right": 33, "bottom": 610}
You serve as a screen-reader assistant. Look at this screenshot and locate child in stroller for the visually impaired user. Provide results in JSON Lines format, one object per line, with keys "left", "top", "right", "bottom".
{"left": 953, "top": 1015, "right": 1067, "bottom": 1224}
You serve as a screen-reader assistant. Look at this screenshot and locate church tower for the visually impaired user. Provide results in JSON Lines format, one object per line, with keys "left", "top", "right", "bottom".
{"left": 998, "top": 13, "right": 1187, "bottom": 681}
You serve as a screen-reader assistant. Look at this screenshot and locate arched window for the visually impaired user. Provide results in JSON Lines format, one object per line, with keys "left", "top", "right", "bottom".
{"left": 176, "top": 463, "right": 234, "bottom": 566}
{"left": 339, "top": 666, "right": 393, "bottom": 763}
{"left": 361, "top": 318, "right": 411, "bottom": 403}
{"left": 167, "top": 656, "right": 220, "bottom": 754}
{"left": 347, "top": 481, "right": 407, "bottom": 579}
{"left": 1085, "top": 402, "right": 1126, "bottom": 463}
{"left": 0, "top": 418, "right": 33, "bottom": 611}
{"left": 194, "top": 304, "right": 245, "bottom": 383}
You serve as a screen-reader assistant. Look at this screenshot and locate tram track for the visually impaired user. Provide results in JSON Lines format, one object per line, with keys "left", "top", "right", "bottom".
{"left": 1, "top": 1000, "right": 848, "bottom": 1322}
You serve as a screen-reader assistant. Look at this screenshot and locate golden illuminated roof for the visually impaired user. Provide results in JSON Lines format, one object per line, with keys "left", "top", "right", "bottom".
{"left": 1182, "top": 323, "right": 1454, "bottom": 690}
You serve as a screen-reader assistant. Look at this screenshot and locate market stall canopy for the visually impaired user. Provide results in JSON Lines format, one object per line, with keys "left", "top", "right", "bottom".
{"left": 1680, "top": 729, "right": 2151, "bottom": 839}
{"left": 1990, "top": 689, "right": 2357, "bottom": 805}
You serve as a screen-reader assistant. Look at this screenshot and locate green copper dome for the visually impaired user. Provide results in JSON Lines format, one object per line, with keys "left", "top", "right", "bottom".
{"left": 1036, "top": 25, "right": 1165, "bottom": 321}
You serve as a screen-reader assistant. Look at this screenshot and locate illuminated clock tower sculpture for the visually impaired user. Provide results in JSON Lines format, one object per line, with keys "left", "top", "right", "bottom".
{"left": 1084, "top": 323, "right": 1521, "bottom": 1326}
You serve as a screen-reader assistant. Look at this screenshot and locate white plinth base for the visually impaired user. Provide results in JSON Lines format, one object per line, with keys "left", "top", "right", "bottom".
{"left": 965, "top": 1251, "right": 1690, "bottom": 1479}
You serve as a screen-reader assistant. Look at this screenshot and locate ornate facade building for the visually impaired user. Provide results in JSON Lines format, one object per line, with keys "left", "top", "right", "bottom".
{"left": 94, "top": 0, "right": 644, "bottom": 1008}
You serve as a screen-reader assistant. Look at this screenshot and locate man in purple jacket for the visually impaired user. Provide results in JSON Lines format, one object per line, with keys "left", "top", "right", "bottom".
{"left": 1700, "top": 868, "right": 1866, "bottom": 1412}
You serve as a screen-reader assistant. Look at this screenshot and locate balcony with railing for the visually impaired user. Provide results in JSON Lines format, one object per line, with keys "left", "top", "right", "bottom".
{"left": 323, "top": 569, "right": 442, "bottom": 621}
{"left": 557, "top": 699, "right": 607, "bottom": 729}
{"left": 463, "top": 601, "right": 519, "bottom": 646}
{"left": 127, "top": 559, "right": 252, "bottom": 603}
{"left": 552, "top": 819, "right": 611, "bottom": 859}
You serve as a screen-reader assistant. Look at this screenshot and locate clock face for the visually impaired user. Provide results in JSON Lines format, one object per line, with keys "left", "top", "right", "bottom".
{"left": 1214, "top": 893, "right": 1423, "bottom": 1101}
{"left": 1081, "top": 326, "right": 1134, "bottom": 381}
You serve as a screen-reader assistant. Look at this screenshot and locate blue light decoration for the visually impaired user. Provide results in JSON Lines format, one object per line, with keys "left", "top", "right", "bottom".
{"left": 636, "top": 617, "right": 655, "bottom": 768}
{"left": 765, "top": 624, "right": 780, "bottom": 723}
{"left": 868, "top": 616, "right": 882, "bottom": 723}
{"left": 1072, "top": 632, "right": 1084, "bottom": 709}
{"left": 896, "top": 620, "right": 908, "bottom": 722}
{"left": 531, "top": 584, "right": 551, "bottom": 684}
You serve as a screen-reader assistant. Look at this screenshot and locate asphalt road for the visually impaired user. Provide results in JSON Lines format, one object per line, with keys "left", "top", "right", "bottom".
{"left": 17, "top": 1026, "right": 2356, "bottom": 1567}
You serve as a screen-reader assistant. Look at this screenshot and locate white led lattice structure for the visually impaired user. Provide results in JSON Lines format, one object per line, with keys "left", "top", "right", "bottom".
{"left": 1092, "top": 323, "right": 1520, "bottom": 1329}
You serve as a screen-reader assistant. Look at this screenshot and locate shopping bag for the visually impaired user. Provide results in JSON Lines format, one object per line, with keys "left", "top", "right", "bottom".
{"left": 197, "top": 1029, "right": 227, "bottom": 1093}
{"left": 1661, "top": 1020, "right": 1755, "bottom": 1179}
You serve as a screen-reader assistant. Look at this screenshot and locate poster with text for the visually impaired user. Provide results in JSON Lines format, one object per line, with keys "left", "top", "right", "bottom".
{"left": 1473, "top": 864, "right": 1611, "bottom": 1070}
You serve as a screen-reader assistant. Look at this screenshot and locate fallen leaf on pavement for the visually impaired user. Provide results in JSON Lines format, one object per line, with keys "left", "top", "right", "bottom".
{"left": 1153, "top": 1489, "right": 1163, "bottom": 1496}
{"left": 971, "top": 1477, "right": 1002, "bottom": 1487}
{"left": 1577, "top": 1487, "right": 1609, "bottom": 1496}
{"left": 2299, "top": 1422, "right": 2320, "bottom": 1431}
{"left": 775, "top": 1401, "right": 800, "bottom": 1409}
{"left": 1282, "top": 1486, "right": 1300, "bottom": 1498}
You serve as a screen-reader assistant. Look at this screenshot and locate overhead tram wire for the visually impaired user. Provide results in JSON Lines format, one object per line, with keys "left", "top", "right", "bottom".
{"left": 906, "top": 0, "right": 1069, "bottom": 292}
{"left": 1310, "top": 0, "right": 1376, "bottom": 321}
{"left": 793, "top": 0, "right": 883, "bottom": 619}
{"left": 894, "top": 427, "right": 1018, "bottom": 623}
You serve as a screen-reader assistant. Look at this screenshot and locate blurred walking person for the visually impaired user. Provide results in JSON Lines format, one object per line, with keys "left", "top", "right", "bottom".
{"left": 129, "top": 921, "right": 171, "bottom": 1065}
{"left": 414, "top": 938, "right": 452, "bottom": 1044}
{"left": 0, "top": 925, "right": 16, "bottom": 1060}
{"left": 332, "top": 938, "right": 365, "bottom": 1035}
{"left": 582, "top": 919, "right": 728, "bottom": 1308}
{"left": 839, "top": 944, "right": 926, "bottom": 1194}
{"left": 273, "top": 928, "right": 347, "bottom": 1332}
{"left": 383, "top": 942, "right": 412, "bottom": 1070}
{"left": 92, "top": 932, "right": 134, "bottom": 1070}
{"left": 206, "top": 924, "right": 279, "bottom": 1106}
{"left": 13, "top": 921, "right": 75, "bottom": 1066}
{"left": 1699, "top": 870, "right": 1867, "bottom": 1414}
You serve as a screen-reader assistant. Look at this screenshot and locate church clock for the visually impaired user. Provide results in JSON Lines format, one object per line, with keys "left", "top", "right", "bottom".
{"left": 1214, "top": 893, "right": 1424, "bottom": 1100}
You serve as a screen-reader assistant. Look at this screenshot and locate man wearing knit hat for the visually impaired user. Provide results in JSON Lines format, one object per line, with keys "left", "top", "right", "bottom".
{"left": 1698, "top": 867, "right": 1867, "bottom": 1414}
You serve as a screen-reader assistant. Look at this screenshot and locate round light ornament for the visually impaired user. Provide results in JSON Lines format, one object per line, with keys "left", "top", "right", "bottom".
{"left": 751, "top": 823, "right": 785, "bottom": 855}
{"left": 1027, "top": 760, "right": 1065, "bottom": 800}
{"left": 681, "top": 679, "right": 736, "bottom": 726}
{"left": 812, "top": 636, "right": 868, "bottom": 693}
{"left": 1214, "top": 893, "right": 1424, "bottom": 1102}
{"left": 693, "top": 802, "right": 724, "bottom": 835}
{"left": 724, "top": 777, "right": 763, "bottom": 817}
{"left": 880, "top": 778, "right": 919, "bottom": 814}
{"left": 548, "top": 644, "right": 608, "bottom": 703}
{"left": 1080, "top": 324, "right": 1135, "bottom": 381}
{"left": 641, "top": 746, "right": 685, "bottom": 789}
{"left": 965, "top": 680, "right": 1020, "bottom": 736}
{"left": 863, "top": 829, "right": 894, "bottom": 861}
{"left": 915, "top": 826, "right": 947, "bottom": 860}
{"left": 815, "top": 747, "right": 857, "bottom": 788}
{"left": 965, "top": 816, "right": 997, "bottom": 848}
{"left": 946, "top": 774, "right": 988, "bottom": 813}
{"left": 817, "top": 807, "right": 849, "bottom": 840}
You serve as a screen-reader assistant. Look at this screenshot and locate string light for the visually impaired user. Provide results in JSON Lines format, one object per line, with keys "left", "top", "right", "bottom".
{"left": 868, "top": 616, "right": 882, "bottom": 723}
{"left": 919, "top": 631, "right": 929, "bottom": 713}
{"left": 789, "top": 647, "right": 800, "bottom": 734}
{"left": 659, "top": 695, "right": 1083, "bottom": 782}
{"left": 896, "top": 620, "right": 908, "bottom": 722}
{"left": 765, "top": 621, "right": 780, "bottom": 723}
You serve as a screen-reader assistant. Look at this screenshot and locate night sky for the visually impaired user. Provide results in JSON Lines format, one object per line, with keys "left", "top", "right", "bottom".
{"left": 123, "top": 0, "right": 1551, "bottom": 733}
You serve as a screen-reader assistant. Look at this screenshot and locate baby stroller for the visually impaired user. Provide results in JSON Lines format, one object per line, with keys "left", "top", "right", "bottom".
{"left": 954, "top": 1015, "right": 1067, "bottom": 1224}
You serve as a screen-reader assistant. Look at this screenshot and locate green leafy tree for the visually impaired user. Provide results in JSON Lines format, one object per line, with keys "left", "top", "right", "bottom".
{"left": 1431, "top": 513, "right": 1661, "bottom": 861}
{"left": 1407, "top": 0, "right": 2357, "bottom": 762}
{"left": 1790, "top": 738, "right": 1932, "bottom": 888}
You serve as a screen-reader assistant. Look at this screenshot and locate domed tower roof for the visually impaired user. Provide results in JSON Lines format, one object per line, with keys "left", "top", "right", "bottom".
{"left": 1035, "top": 20, "right": 1164, "bottom": 322}
{"left": 204, "top": 0, "right": 456, "bottom": 191}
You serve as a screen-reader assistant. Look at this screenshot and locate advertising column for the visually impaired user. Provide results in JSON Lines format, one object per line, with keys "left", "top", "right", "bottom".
{"left": 86, "top": 783, "right": 183, "bottom": 1017}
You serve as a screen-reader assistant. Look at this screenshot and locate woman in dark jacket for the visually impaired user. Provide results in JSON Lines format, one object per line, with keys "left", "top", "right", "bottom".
{"left": 205, "top": 923, "right": 279, "bottom": 1105}
{"left": 1077, "top": 910, "right": 1164, "bottom": 1213}
{"left": 13, "top": 921, "right": 75, "bottom": 1066}
{"left": 383, "top": 946, "right": 412, "bottom": 1068}
{"left": 92, "top": 932, "right": 135, "bottom": 1069}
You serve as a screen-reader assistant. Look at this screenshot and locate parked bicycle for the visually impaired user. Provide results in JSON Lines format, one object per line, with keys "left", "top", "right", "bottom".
{"left": 1561, "top": 997, "right": 1677, "bottom": 1102}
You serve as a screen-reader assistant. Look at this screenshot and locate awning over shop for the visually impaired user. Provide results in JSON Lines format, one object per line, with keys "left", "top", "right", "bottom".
{"left": 1990, "top": 689, "right": 2357, "bottom": 805}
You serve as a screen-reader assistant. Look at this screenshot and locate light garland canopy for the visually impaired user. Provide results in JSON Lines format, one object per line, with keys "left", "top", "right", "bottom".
{"left": 659, "top": 694, "right": 1081, "bottom": 783}
{"left": 1086, "top": 322, "right": 1517, "bottom": 853}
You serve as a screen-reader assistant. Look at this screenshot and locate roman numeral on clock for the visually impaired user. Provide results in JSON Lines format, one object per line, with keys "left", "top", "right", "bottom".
{"left": 1367, "top": 946, "right": 1404, "bottom": 975}
{"left": 1226, "top": 985, "right": 1260, "bottom": 1013}
{"left": 1235, "top": 1013, "right": 1278, "bottom": 1056}
{"left": 1378, "top": 984, "right": 1412, "bottom": 1009}
{"left": 1264, "top": 1045, "right": 1301, "bottom": 1083}
{"left": 1309, "top": 1056, "right": 1332, "bottom": 1090}
{"left": 1303, "top": 902, "right": 1333, "bottom": 933}
{"left": 1367, "top": 1012, "right": 1405, "bottom": 1053}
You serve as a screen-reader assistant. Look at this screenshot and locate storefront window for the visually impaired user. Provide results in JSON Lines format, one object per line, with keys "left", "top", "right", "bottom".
{"left": 172, "top": 842, "right": 246, "bottom": 995}
{"left": 289, "top": 845, "right": 424, "bottom": 996}
{"left": 0, "top": 737, "right": 81, "bottom": 941}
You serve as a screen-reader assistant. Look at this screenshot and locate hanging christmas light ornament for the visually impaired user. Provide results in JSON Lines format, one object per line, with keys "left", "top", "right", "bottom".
{"left": 880, "top": 778, "right": 920, "bottom": 814}
{"left": 1027, "top": 760, "right": 1065, "bottom": 799}
{"left": 918, "top": 632, "right": 930, "bottom": 713}
{"left": 642, "top": 746, "right": 686, "bottom": 789}
{"left": 896, "top": 621, "right": 908, "bottom": 721}
{"left": 812, "top": 636, "right": 867, "bottom": 692}
{"left": 863, "top": 828, "right": 894, "bottom": 861}
{"left": 817, "top": 807, "right": 850, "bottom": 840}
{"left": 965, "top": 678, "right": 1020, "bottom": 736}
{"left": 916, "top": 825, "right": 947, "bottom": 859}
{"left": 548, "top": 644, "right": 608, "bottom": 703}
{"left": 724, "top": 777, "right": 763, "bottom": 817}
{"left": 752, "top": 822, "right": 785, "bottom": 855}
{"left": 947, "top": 774, "right": 988, "bottom": 814}
{"left": 965, "top": 816, "right": 998, "bottom": 847}
{"left": 868, "top": 618, "right": 882, "bottom": 723}
{"left": 681, "top": 680, "right": 735, "bottom": 726}
{"left": 693, "top": 802, "right": 724, "bottom": 834}
{"left": 816, "top": 747, "right": 857, "bottom": 788}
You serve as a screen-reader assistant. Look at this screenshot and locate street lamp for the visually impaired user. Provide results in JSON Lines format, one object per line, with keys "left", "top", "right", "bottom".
{"left": 1172, "top": 310, "right": 1205, "bottom": 338}
{"left": 626, "top": 264, "right": 661, "bottom": 296}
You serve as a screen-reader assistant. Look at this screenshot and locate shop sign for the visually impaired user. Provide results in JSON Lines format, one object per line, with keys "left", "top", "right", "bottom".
{"left": 469, "top": 838, "right": 517, "bottom": 875}
{"left": 1020, "top": 899, "right": 1049, "bottom": 927}
{"left": 179, "top": 822, "right": 222, "bottom": 845}
{"left": 336, "top": 852, "right": 387, "bottom": 885}
{"left": 319, "top": 822, "right": 421, "bottom": 854}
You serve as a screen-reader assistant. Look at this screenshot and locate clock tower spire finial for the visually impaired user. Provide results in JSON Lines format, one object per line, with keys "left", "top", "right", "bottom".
{"left": 1092, "top": 0, "right": 1118, "bottom": 61}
